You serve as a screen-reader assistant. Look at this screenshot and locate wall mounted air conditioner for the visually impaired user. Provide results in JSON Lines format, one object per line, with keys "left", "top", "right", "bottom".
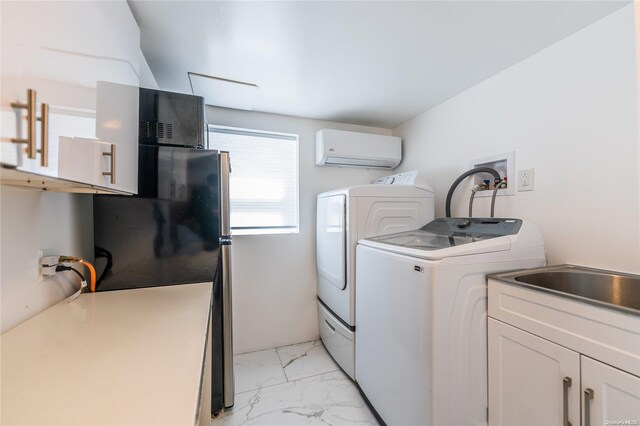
{"left": 315, "top": 129, "right": 401, "bottom": 169}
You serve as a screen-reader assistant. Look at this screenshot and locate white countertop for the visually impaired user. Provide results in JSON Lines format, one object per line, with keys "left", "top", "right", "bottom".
{"left": 1, "top": 282, "right": 213, "bottom": 426}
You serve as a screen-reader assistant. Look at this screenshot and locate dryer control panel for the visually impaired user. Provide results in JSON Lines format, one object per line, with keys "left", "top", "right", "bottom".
{"left": 373, "top": 170, "right": 433, "bottom": 192}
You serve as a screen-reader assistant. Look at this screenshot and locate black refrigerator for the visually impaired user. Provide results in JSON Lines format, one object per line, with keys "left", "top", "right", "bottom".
{"left": 93, "top": 88, "right": 234, "bottom": 413}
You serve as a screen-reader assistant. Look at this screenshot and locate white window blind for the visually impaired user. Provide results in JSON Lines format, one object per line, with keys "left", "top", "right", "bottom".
{"left": 208, "top": 125, "right": 299, "bottom": 235}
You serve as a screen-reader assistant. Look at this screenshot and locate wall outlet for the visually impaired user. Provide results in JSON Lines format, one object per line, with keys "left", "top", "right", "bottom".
{"left": 518, "top": 168, "right": 534, "bottom": 191}
{"left": 38, "top": 248, "right": 57, "bottom": 281}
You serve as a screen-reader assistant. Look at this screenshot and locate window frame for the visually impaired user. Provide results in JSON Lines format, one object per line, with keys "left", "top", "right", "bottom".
{"left": 207, "top": 124, "right": 300, "bottom": 236}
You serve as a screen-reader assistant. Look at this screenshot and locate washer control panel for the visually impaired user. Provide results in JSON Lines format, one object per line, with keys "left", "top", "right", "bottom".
{"left": 422, "top": 218, "right": 523, "bottom": 237}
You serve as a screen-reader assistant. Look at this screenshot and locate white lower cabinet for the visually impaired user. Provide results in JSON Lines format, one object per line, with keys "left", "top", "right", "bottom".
{"left": 489, "top": 318, "right": 640, "bottom": 426}
{"left": 489, "top": 318, "right": 580, "bottom": 426}
{"left": 581, "top": 356, "right": 640, "bottom": 426}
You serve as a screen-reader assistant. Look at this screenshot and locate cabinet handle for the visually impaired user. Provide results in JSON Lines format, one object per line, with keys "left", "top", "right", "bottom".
{"left": 11, "top": 89, "right": 36, "bottom": 159}
{"left": 562, "top": 377, "right": 572, "bottom": 426}
{"left": 584, "top": 388, "right": 594, "bottom": 426}
{"left": 36, "top": 103, "right": 49, "bottom": 167}
{"left": 102, "top": 144, "right": 116, "bottom": 184}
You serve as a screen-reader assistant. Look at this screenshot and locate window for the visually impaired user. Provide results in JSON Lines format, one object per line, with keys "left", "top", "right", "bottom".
{"left": 208, "top": 125, "right": 299, "bottom": 235}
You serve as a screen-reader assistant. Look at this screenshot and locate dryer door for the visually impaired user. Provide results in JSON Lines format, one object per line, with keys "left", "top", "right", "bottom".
{"left": 317, "top": 194, "right": 346, "bottom": 290}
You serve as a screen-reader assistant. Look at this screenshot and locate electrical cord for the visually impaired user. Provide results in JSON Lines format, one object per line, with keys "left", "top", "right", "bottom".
{"left": 55, "top": 265, "right": 89, "bottom": 301}
{"left": 79, "top": 261, "right": 97, "bottom": 293}
{"left": 55, "top": 265, "right": 86, "bottom": 283}
{"left": 48, "top": 256, "right": 97, "bottom": 292}
{"left": 94, "top": 247, "right": 113, "bottom": 289}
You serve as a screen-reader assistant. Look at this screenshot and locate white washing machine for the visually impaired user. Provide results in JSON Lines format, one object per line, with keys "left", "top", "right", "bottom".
{"left": 355, "top": 217, "right": 546, "bottom": 426}
{"left": 316, "top": 171, "right": 435, "bottom": 380}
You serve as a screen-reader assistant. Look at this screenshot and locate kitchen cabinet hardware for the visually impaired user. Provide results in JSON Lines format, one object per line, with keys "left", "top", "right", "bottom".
{"left": 9, "top": 89, "right": 49, "bottom": 167}
{"left": 102, "top": 144, "right": 116, "bottom": 184}
{"left": 36, "top": 103, "right": 49, "bottom": 167}
{"left": 562, "top": 376, "right": 572, "bottom": 426}
{"left": 583, "top": 387, "right": 594, "bottom": 426}
{"left": 10, "top": 89, "right": 36, "bottom": 159}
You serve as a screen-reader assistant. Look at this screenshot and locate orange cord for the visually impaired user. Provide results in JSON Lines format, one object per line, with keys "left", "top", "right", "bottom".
{"left": 79, "top": 260, "right": 97, "bottom": 293}
{"left": 56, "top": 256, "right": 97, "bottom": 293}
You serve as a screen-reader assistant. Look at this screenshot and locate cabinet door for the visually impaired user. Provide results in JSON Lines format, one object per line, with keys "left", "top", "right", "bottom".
{"left": 581, "top": 356, "right": 640, "bottom": 426}
{"left": 489, "top": 318, "right": 580, "bottom": 426}
{"left": 1, "top": 1, "right": 139, "bottom": 192}
{"left": 94, "top": 81, "right": 139, "bottom": 193}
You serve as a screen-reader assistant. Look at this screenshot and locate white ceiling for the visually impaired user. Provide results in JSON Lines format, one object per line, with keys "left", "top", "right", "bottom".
{"left": 129, "top": 1, "right": 630, "bottom": 128}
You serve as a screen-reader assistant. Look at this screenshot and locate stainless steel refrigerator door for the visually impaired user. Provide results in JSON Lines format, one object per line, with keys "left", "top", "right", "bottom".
{"left": 219, "top": 151, "right": 234, "bottom": 408}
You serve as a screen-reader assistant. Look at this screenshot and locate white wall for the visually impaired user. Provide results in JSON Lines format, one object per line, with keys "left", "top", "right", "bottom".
{"left": 0, "top": 188, "right": 93, "bottom": 333}
{"left": 206, "top": 106, "right": 391, "bottom": 354}
{"left": 393, "top": 4, "right": 640, "bottom": 274}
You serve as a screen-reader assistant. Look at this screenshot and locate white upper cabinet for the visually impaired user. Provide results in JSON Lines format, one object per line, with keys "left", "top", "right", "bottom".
{"left": 1, "top": 0, "right": 141, "bottom": 194}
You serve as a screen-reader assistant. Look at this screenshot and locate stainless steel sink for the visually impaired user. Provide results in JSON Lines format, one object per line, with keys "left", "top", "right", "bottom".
{"left": 490, "top": 265, "right": 640, "bottom": 314}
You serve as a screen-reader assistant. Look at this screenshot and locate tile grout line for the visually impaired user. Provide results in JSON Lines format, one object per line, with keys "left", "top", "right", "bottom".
{"left": 274, "top": 347, "right": 291, "bottom": 382}
{"left": 234, "top": 347, "right": 280, "bottom": 357}
{"left": 233, "top": 348, "right": 287, "bottom": 395}
{"left": 234, "top": 340, "right": 336, "bottom": 395}
{"left": 234, "top": 366, "right": 344, "bottom": 397}
{"left": 281, "top": 341, "right": 334, "bottom": 384}
{"left": 234, "top": 339, "right": 318, "bottom": 357}
{"left": 235, "top": 378, "right": 287, "bottom": 396}
{"left": 288, "top": 368, "right": 342, "bottom": 384}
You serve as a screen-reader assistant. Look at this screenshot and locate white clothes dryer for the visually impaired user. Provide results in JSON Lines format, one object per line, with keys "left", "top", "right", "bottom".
{"left": 355, "top": 217, "right": 546, "bottom": 426}
{"left": 316, "top": 171, "right": 435, "bottom": 379}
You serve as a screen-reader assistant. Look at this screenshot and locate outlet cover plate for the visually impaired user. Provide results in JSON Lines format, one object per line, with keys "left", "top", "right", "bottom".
{"left": 38, "top": 248, "right": 57, "bottom": 281}
{"left": 518, "top": 168, "right": 535, "bottom": 191}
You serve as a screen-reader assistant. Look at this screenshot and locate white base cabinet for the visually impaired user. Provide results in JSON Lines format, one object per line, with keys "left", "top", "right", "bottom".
{"left": 488, "top": 280, "right": 640, "bottom": 426}
{"left": 581, "top": 356, "right": 640, "bottom": 426}
{"left": 489, "top": 319, "right": 580, "bottom": 426}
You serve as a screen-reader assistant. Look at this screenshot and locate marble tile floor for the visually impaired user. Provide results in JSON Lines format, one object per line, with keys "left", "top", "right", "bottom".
{"left": 213, "top": 340, "right": 379, "bottom": 426}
